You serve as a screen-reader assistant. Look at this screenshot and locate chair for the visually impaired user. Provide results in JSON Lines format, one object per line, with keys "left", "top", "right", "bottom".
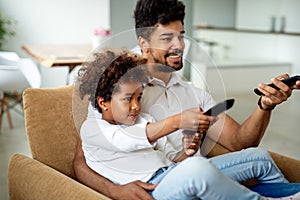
{"left": 68, "top": 65, "right": 82, "bottom": 85}
{"left": 8, "top": 85, "right": 109, "bottom": 200}
{"left": 39, "top": 65, "right": 69, "bottom": 87}
{"left": 0, "top": 52, "right": 41, "bottom": 129}
{"left": 0, "top": 51, "right": 70, "bottom": 129}
{"left": 0, "top": 51, "right": 40, "bottom": 90}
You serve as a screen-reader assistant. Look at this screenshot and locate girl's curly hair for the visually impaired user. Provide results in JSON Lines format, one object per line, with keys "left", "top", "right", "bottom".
{"left": 77, "top": 48, "right": 148, "bottom": 113}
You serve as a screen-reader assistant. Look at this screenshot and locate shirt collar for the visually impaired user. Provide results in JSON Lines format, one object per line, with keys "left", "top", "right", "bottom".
{"left": 148, "top": 73, "right": 188, "bottom": 88}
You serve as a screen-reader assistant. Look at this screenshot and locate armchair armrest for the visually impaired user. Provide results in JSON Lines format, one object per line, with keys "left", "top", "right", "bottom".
{"left": 269, "top": 151, "right": 300, "bottom": 182}
{"left": 8, "top": 154, "right": 111, "bottom": 200}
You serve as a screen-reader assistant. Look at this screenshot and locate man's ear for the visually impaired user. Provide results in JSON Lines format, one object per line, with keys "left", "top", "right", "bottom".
{"left": 138, "top": 36, "right": 150, "bottom": 53}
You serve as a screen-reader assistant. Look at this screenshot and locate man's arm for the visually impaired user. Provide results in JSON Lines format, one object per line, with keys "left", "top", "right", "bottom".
{"left": 208, "top": 108, "right": 271, "bottom": 151}
{"left": 73, "top": 139, "right": 156, "bottom": 200}
{"left": 207, "top": 74, "right": 299, "bottom": 151}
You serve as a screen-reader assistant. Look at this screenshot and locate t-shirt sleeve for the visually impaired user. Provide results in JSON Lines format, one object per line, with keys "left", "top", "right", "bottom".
{"left": 81, "top": 113, "right": 156, "bottom": 152}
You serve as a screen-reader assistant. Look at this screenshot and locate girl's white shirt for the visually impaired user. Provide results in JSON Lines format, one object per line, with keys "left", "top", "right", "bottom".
{"left": 81, "top": 109, "right": 177, "bottom": 184}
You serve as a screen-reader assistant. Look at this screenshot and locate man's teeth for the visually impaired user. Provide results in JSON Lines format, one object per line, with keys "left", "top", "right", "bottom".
{"left": 169, "top": 55, "right": 180, "bottom": 58}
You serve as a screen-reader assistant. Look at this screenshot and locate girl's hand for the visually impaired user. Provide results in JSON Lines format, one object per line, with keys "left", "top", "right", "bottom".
{"left": 179, "top": 108, "right": 218, "bottom": 133}
{"left": 182, "top": 132, "right": 201, "bottom": 156}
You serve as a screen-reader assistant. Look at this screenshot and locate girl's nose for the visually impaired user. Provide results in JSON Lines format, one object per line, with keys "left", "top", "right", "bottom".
{"left": 130, "top": 100, "right": 140, "bottom": 111}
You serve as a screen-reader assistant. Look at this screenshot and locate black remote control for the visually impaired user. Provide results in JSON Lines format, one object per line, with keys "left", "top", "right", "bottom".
{"left": 254, "top": 75, "right": 300, "bottom": 96}
{"left": 183, "top": 99, "right": 235, "bottom": 135}
{"left": 203, "top": 99, "right": 235, "bottom": 117}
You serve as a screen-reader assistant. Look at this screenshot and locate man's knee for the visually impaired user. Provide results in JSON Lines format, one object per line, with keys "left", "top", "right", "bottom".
{"left": 243, "top": 147, "right": 272, "bottom": 160}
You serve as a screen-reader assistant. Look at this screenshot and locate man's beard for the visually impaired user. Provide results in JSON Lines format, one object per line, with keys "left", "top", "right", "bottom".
{"left": 150, "top": 50, "right": 183, "bottom": 72}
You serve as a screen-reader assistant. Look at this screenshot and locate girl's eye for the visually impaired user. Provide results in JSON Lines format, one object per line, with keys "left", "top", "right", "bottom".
{"left": 123, "top": 97, "right": 131, "bottom": 102}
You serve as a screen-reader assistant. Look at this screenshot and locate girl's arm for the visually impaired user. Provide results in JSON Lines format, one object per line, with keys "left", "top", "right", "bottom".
{"left": 146, "top": 108, "right": 215, "bottom": 143}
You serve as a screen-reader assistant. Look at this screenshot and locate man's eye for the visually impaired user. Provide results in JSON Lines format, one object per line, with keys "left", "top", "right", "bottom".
{"left": 161, "top": 37, "right": 172, "bottom": 41}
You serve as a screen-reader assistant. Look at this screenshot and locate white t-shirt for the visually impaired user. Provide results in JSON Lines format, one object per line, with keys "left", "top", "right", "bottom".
{"left": 81, "top": 111, "right": 178, "bottom": 184}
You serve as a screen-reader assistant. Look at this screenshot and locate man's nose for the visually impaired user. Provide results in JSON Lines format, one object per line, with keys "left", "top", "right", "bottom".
{"left": 171, "top": 37, "right": 185, "bottom": 50}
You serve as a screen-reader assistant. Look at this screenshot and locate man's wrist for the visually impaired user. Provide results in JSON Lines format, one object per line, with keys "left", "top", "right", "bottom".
{"left": 257, "top": 97, "right": 276, "bottom": 111}
{"left": 107, "top": 184, "right": 122, "bottom": 199}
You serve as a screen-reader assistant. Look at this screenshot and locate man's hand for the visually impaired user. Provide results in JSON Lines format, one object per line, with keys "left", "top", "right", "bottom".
{"left": 257, "top": 74, "right": 298, "bottom": 109}
{"left": 293, "top": 79, "right": 300, "bottom": 89}
{"left": 110, "top": 180, "right": 157, "bottom": 200}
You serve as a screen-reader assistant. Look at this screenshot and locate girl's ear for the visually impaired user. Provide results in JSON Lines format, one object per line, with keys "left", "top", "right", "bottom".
{"left": 97, "top": 97, "right": 107, "bottom": 111}
{"left": 138, "top": 36, "right": 150, "bottom": 54}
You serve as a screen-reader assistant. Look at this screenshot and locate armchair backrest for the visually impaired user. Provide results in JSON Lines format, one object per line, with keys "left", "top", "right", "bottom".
{"left": 23, "top": 85, "right": 89, "bottom": 178}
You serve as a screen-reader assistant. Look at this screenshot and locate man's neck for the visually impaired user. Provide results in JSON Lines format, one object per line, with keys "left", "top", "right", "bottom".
{"left": 148, "top": 66, "right": 172, "bottom": 85}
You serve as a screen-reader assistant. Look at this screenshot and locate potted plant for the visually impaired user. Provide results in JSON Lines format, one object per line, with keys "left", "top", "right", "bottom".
{"left": 0, "top": 14, "right": 16, "bottom": 49}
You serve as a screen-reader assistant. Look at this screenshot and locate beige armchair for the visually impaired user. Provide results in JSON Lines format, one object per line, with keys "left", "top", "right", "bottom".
{"left": 8, "top": 85, "right": 109, "bottom": 200}
{"left": 8, "top": 85, "right": 300, "bottom": 200}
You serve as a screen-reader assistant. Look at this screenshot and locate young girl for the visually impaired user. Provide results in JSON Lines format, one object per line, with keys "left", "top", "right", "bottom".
{"left": 78, "top": 48, "right": 300, "bottom": 200}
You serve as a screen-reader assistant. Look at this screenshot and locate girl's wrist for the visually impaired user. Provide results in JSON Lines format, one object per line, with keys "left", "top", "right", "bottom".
{"left": 170, "top": 114, "right": 180, "bottom": 129}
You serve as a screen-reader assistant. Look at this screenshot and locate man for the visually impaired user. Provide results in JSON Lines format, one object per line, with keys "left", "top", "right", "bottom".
{"left": 73, "top": 0, "right": 300, "bottom": 199}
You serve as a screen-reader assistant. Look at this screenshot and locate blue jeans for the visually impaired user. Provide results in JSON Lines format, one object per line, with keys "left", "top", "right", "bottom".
{"left": 249, "top": 183, "right": 300, "bottom": 198}
{"left": 147, "top": 148, "right": 295, "bottom": 200}
{"left": 209, "top": 147, "right": 288, "bottom": 184}
{"left": 210, "top": 147, "right": 300, "bottom": 197}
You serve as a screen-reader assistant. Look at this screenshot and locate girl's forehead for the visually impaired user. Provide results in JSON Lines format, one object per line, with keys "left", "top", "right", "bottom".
{"left": 113, "top": 81, "right": 143, "bottom": 94}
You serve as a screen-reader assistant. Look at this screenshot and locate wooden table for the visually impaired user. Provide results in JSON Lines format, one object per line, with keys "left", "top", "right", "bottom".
{"left": 22, "top": 44, "right": 93, "bottom": 70}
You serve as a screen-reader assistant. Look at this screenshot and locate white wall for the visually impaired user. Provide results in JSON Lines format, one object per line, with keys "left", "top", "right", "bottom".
{"left": 0, "top": 0, "right": 110, "bottom": 57}
{"left": 237, "top": 0, "right": 300, "bottom": 33}
{"left": 110, "top": 0, "right": 136, "bottom": 35}
{"left": 193, "top": 0, "right": 236, "bottom": 28}
{"left": 235, "top": 0, "right": 300, "bottom": 74}
{"left": 236, "top": 0, "right": 281, "bottom": 31}
{"left": 193, "top": 0, "right": 300, "bottom": 75}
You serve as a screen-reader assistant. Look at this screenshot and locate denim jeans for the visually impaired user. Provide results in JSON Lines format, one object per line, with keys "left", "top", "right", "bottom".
{"left": 249, "top": 183, "right": 300, "bottom": 198}
{"left": 209, "top": 147, "right": 288, "bottom": 184}
{"left": 210, "top": 148, "right": 300, "bottom": 198}
{"left": 147, "top": 148, "right": 293, "bottom": 200}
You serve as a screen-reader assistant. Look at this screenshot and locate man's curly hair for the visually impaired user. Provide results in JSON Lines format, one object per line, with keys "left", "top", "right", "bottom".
{"left": 134, "top": 0, "right": 185, "bottom": 40}
{"left": 77, "top": 48, "right": 148, "bottom": 113}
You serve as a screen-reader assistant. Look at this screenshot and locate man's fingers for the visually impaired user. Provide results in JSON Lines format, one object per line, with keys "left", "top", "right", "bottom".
{"left": 135, "top": 180, "right": 157, "bottom": 191}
